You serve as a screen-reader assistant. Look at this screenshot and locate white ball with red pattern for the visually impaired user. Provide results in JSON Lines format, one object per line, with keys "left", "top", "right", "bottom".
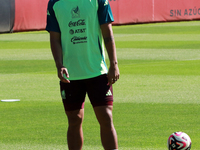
{"left": 167, "top": 131, "right": 191, "bottom": 150}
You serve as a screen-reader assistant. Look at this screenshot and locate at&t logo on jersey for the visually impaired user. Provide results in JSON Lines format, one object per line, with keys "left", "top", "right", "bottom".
{"left": 69, "top": 28, "right": 86, "bottom": 35}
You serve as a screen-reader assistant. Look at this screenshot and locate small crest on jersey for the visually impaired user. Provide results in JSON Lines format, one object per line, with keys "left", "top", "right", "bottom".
{"left": 71, "top": 6, "right": 80, "bottom": 18}
{"left": 61, "top": 90, "right": 66, "bottom": 99}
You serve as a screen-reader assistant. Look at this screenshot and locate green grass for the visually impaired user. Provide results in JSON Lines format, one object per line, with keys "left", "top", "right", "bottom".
{"left": 116, "top": 41, "right": 200, "bottom": 49}
{"left": 1, "top": 21, "right": 200, "bottom": 149}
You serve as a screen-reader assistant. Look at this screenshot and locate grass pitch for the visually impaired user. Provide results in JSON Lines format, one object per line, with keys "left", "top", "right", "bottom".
{"left": 0, "top": 21, "right": 200, "bottom": 150}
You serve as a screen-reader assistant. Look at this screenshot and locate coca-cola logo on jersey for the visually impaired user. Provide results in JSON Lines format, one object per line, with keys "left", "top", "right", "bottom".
{"left": 68, "top": 19, "right": 86, "bottom": 27}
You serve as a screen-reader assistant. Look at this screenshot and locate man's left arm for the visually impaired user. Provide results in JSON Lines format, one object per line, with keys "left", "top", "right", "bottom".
{"left": 101, "top": 22, "right": 120, "bottom": 85}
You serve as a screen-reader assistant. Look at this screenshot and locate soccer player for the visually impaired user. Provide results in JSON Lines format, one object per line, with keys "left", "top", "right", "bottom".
{"left": 46, "top": 0, "right": 119, "bottom": 150}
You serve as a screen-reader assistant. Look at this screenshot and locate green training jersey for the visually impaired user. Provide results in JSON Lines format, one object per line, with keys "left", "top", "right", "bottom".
{"left": 46, "top": 0, "right": 114, "bottom": 80}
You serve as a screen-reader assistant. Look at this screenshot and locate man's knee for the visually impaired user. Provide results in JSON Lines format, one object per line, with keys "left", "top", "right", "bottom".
{"left": 94, "top": 106, "right": 114, "bottom": 128}
{"left": 66, "top": 109, "right": 84, "bottom": 127}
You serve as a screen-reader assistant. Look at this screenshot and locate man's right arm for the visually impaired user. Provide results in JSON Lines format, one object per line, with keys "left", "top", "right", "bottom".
{"left": 50, "top": 31, "right": 70, "bottom": 83}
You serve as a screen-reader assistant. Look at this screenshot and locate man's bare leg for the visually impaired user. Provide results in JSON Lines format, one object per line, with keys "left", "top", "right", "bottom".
{"left": 65, "top": 109, "right": 84, "bottom": 150}
{"left": 93, "top": 105, "right": 118, "bottom": 150}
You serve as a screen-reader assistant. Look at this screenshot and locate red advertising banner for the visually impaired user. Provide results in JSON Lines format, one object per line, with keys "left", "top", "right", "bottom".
{"left": 13, "top": 0, "right": 49, "bottom": 32}
{"left": 154, "top": 0, "right": 200, "bottom": 22}
{"left": 12, "top": 0, "right": 200, "bottom": 32}
{"left": 109, "top": 0, "right": 200, "bottom": 24}
{"left": 109, "top": 0, "right": 153, "bottom": 24}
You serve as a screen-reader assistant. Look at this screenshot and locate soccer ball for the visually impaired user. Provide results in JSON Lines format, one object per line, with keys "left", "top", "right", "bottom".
{"left": 167, "top": 132, "right": 191, "bottom": 150}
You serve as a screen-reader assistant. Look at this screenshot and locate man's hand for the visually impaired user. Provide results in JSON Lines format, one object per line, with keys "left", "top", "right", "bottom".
{"left": 107, "top": 63, "right": 120, "bottom": 86}
{"left": 57, "top": 67, "right": 70, "bottom": 83}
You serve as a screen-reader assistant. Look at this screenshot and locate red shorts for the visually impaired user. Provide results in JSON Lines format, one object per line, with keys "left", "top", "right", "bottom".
{"left": 60, "top": 74, "right": 113, "bottom": 111}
